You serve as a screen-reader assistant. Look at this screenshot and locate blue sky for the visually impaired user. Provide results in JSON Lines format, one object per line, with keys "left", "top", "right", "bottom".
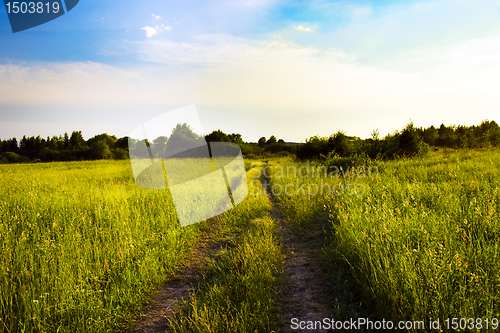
{"left": 1, "top": 0, "right": 500, "bottom": 142}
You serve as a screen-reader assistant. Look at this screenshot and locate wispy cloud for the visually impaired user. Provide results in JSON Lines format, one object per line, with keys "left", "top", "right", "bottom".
{"left": 2, "top": 30, "right": 500, "bottom": 141}
{"left": 152, "top": 14, "right": 161, "bottom": 20}
{"left": 294, "top": 25, "right": 313, "bottom": 32}
{"left": 3, "top": 1, "right": 500, "bottom": 141}
{"left": 0, "top": 62, "right": 151, "bottom": 105}
{"left": 141, "top": 24, "right": 172, "bottom": 38}
{"left": 319, "top": 0, "right": 500, "bottom": 61}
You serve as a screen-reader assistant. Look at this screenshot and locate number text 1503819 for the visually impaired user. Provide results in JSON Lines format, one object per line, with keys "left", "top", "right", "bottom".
{"left": 5, "top": 2, "right": 60, "bottom": 14}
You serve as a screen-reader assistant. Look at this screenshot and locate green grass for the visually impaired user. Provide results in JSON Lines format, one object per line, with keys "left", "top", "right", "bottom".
{"left": 329, "top": 149, "right": 500, "bottom": 323}
{"left": 168, "top": 166, "right": 283, "bottom": 333}
{"left": 266, "top": 158, "right": 342, "bottom": 232}
{"left": 268, "top": 149, "right": 500, "bottom": 326}
{"left": 0, "top": 159, "right": 281, "bottom": 333}
{"left": 0, "top": 160, "right": 202, "bottom": 332}
{"left": 4, "top": 150, "right": 498, "bottom": 332}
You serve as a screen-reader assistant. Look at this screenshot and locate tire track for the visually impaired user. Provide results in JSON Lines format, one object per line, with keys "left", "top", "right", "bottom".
{"left": 125, "top": 221, "right": 221, "bottom": 333}
{"left": 262, "top": 170, "right": 335, "bottom": 333}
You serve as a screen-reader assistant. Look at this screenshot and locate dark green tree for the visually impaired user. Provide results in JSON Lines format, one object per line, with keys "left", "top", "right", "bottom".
{"left": 63, "top": 132, "right": 70, "bottom": 149}
{"left": 205, "top": 130, "right": 230, "bottom": 143}
{"left": 436, "top": 124, "right": 456, "bottom": 147}
{"left": 87, "top": 133, "right": 117, "bottom": 148}
{"left": 152, "top": 136, "right": 168, "bottom": 158}
{"left": 266, "top": 135, "right": 277, "bottom": 145}
{"left": 328, "top": 131, "right": 352, "bottom": 157}
{"left": 166, "top": 123, "right": 202, "bottom": 156}
{"left": 399, "top": 122, "right": 427, "bottom": 156}
{"left": 422, "top": 126, "right": 438, "bottom": 146}
{"left": 258, "top": 137, "right": 266, "bottom": 147}
{"left": 114, "top": 136, "right": 130, "bottom": 150}
{"left": 90, "top": 141, "right": 112, "bottom": 159}
{"left": 228, "top": 133, "right": 243, "bottom": 144}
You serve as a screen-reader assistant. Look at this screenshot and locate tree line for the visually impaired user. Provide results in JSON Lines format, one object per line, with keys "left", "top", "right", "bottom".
{"left": 1, "top": 120, "right": 498, "bottom": 163}
{"left": 0, "top": 131, "right": 130, "bottom": 163}
{"left": 0, "top": 126, "right": 294, "bottom": 163}
{"left": 297, "top": 120, "right": 500, "bottom": 160}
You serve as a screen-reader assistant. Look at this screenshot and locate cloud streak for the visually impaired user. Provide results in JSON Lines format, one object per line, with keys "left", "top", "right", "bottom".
{"left": 294, "top": 25, "right": 313, "bottom": 32}
{"left": 141, "top": 24, "right": 172, "bottom": 38}
{"left": 3, "top": 30, "right": 500, "bottom": 139}
{"left": 2, "top": 1, "right": 500, "bottom": 141}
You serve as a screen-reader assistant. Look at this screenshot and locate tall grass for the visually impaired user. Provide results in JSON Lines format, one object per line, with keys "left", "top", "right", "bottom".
{"left": 266, "top": 158, "right": 343, "bottom": 231}
{"left": 0, "top": 161, "right": 201, "bottom": 332}
{"left": 328, "top": 149, "right": 500, "bottom": 322}
{"left": 268, "top": 149, "right": 500, "bottom": 324}
{"left": 168, "top": 166, "right": 283, "bottom": 333}
{"left": 5, "top": 150, "right": 496, "bottom": 331}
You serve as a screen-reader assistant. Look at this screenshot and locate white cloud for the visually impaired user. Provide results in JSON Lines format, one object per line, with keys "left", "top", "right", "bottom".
{"left": 0, "top": 62, "right": 162, "bottom": 105}
{"left": 160, "top": 24, "right": 172, "bottom": 32}
{"left": 3, "top": 25, "right": 500, "bottom": 140}
{"left": 294, "top": 25, "right": 313, "bottom": 32}
{"left": 110, "top": 33, "right": 500, "bottom": 137}
{"left": 141, "top": 24, "right": 171, "bottom": 38}
{"left": 321, "top": 0, "right": 500, "bottom": 61}
{"left": 133, "top": 34, "right": 336, "bottom": 67}
{"left": 141, "top": 26, "right": 157, "bottom": 38}
{"left": 5, "top": 33, "right": 498, "bottom": 115}
{"left": 4, "top": 1, "right": 500, "bottom": 141}
{"left": 131, "top": 33, "right": 500, "bottom": 106}
{"left": 152, "top": 14, "right": 161, "bottom": 20}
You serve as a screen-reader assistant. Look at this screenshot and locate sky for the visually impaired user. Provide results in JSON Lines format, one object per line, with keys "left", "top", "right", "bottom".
{"left": 1, "top": 0, "right": 500, "bottom": 142}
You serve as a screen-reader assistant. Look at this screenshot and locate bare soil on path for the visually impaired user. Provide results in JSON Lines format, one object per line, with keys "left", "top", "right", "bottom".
{"left": 262, "top": 173, "right": 336, "bottom": 333}
{"left": 127, "top": 168, "right": 365, "bottom": 333}
{"left": 125, "top": 221, "right": 221, "bottom": 333}
{"left": 263, "top": 169, "right": 368, "bottom": 333}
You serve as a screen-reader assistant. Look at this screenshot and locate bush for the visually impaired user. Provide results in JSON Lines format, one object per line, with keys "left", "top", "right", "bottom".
{"left": 398, "top": 123, "right": 429, "bottom": 157}
{"left": 296, "top": 136, "right": 328, "bottom": 159}
{"left": 240, "top": 143, "right": 263, "bottom": 157}
{"left": 90, "top": 141, "right": 113, "bottom": 159}
{"left": 327, "top": 131, "right": 353, "bottom": 157}
{"left": 112, "top": 148, "right": 129, "bottom": 160}
{"left": 0, "top": 152, "right": 29, "bottom": 163}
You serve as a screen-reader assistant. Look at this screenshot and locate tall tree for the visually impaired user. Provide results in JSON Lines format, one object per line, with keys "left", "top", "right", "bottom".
{"left": 266, "top": 135, "right": 277, "bottom": 145}
{"left": 258, "top": 137, "right": 266, "bottom": 147}
{"left": 69, "top": 131, "right": 86, "bottom": 150}
{"left": 63, "top": 132, "right": 70, "bottom": 149}
{"left": 399, "top": 122, "right": 427, "bottom": 156}
{"left": 166, "top": 123, "right": 202, "bottom": 156}
{"left": 90, "top": 141, "right": 112, "bottom": 159}
{"left": 205, "top": 130, "right": 230, "bottom": 142}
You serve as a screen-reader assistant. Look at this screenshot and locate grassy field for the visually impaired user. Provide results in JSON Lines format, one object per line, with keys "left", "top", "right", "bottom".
{"left": 168, "top": 166, "right": 283, "bottom": 333}
{"left": 269, "top": 149, "right": 500, "bottom": 327}
{"left": 0, "top": 159, "right": 281, "bottom": 333}
{"left": 0, "top": 160, "right": 203, "bottom": 332}
{"left": 1, "top": 149, "right": 499, "bottom": 332}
